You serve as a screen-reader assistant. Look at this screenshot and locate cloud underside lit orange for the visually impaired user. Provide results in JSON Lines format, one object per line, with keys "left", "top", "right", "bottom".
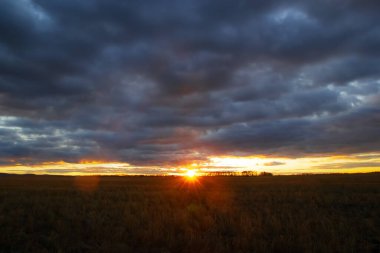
{"left": 0, "top": 153, "right": 379, "bottom": 175}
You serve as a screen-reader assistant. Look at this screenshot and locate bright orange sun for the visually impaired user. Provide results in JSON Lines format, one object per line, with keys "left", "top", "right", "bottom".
{"left": 185, "top": 170, "right": 196, "bottom": 179}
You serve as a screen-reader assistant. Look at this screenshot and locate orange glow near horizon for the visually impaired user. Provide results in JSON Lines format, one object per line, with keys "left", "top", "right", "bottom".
{"left": 207, "top": 154, "right": 380, "bottom": 174}
{"left": 0, "top": 153, "right": 379, "bottom": 175}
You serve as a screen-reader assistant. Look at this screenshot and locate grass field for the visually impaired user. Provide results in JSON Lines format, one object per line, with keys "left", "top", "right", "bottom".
{"left": 0, "top": 173, "right": 379, "bottom": 253}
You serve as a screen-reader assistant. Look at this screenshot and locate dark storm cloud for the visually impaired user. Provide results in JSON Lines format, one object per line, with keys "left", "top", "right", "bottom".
{"left": 1, "top": 0, "right": 380, "bottom": 167}
{"left": 201, "top": 106, "right": 380, "bottom": 157}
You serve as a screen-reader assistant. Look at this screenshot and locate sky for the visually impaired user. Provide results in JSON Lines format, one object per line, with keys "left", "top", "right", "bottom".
{"left": 0, "top": 0, "right": 380, "bottom": 175}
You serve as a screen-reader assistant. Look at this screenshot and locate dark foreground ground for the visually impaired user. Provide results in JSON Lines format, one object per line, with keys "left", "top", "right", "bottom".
{"left": 0, "top": 173, "right": 379, "bottom": 253}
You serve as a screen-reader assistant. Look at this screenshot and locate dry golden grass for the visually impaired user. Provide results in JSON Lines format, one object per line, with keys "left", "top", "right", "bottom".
{"left": 0, "top": 173, "right": 379, "bottom": 252}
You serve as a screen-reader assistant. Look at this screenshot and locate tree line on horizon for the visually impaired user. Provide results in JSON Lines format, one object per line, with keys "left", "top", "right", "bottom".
{"left": 202, "top": 171, "right": 273, "bottom": 176}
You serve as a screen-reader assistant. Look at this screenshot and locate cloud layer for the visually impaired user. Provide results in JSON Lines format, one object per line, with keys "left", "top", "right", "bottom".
{"left": 1, "top": 0, "right": 380, "bottom": 167}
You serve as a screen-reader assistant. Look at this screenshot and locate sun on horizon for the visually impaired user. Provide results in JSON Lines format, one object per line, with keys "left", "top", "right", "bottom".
{"left": 184, "top": 169, "right": 197, "bottom": 179}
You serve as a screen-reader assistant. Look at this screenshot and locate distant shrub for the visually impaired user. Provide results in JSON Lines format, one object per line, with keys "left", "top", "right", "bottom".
{"left": 241, "top": 171, "right": 258, "bottom": 176}
{"left": 259, "top": 171, "right": 273, "bottom": 176}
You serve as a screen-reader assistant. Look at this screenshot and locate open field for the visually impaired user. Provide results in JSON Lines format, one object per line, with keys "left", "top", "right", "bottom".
{"left": 1, "top": 173, "right": 380, "bottom": 253}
